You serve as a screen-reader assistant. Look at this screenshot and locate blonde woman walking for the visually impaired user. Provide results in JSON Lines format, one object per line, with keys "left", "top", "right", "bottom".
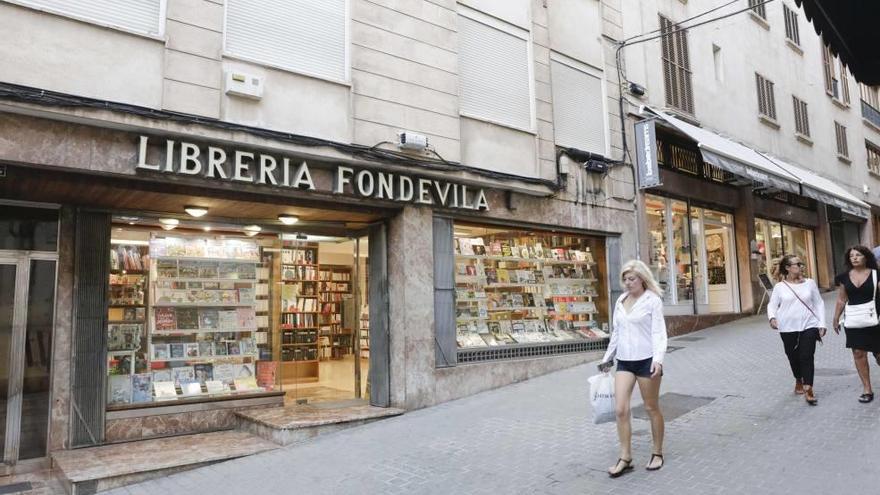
{"left": 598, "top": 260, "right": 668, "bottom": 477}
{"left": 767, "top": 254, "right": 826, "bottom": 405}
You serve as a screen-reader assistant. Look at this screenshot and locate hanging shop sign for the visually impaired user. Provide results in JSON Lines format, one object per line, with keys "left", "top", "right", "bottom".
{"left": 135, "top": 136, "right": 489, "bottom": 211}
{"left": 634, "top": 119, "right": 660, "bottom": 189}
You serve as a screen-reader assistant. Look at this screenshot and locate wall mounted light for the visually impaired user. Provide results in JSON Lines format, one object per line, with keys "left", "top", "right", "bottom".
{"left": 159, "top": 218, "right": 179, "bottom": 231}
{"left": 278, "top": 214, "right": 299, "bottom": 225}
{"left": 185, "top": 206, "right": 209, "bottom": 218}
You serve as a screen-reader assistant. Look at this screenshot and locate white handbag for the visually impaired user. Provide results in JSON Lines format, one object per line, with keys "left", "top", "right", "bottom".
{"left": 844, "top": 270, "right": 879, "bottom": 329}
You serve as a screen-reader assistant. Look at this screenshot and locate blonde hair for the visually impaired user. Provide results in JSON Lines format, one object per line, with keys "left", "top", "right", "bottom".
{"left": 620, "top": 259, "right": 664, "bottom": 296}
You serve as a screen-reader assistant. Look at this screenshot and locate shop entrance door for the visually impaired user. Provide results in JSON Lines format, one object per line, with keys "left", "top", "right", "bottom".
{"left": 704, "top": 225, "right": 736, "bottom": 313}
{"left": 0, "top": 252, "right": 57, "bottom": 474}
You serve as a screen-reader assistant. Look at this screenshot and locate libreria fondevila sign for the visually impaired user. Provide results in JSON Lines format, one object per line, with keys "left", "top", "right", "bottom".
{"left": 135, "top": 135, "right": 489, "bottom": 211}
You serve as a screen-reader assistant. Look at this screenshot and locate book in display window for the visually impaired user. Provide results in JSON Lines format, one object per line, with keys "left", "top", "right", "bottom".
{"left": 106, "top": 232, "right": 274, "bottom": 407}
{"left": 452, "top": 223, "right": 610, "bottom": 350}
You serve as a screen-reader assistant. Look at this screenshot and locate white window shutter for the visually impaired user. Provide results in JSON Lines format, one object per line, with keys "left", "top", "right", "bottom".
{"left": 458, "top": 14, "right": 532, "bottom": 130}
{"left": 550, "top": 59, "right": 606, "bottom": 154}
{"left": 12, "top": 0, "right": 163, "bottom": 36}
{"left": 226, "top": 0, "right": 346, "bottom": 82}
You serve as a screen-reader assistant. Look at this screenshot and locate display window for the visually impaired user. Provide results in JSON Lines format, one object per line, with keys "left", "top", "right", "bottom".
{"left": 646, "top": 194, "right": 739, "bottom": 314}
{"left": 754, "top": 218, "right": 816, "bottom": 279}
{"left": 451, "top": 222, "right": 609, "bottom": 348}
{"left": 106, "top": 218, "right": 371, "bottom": 408}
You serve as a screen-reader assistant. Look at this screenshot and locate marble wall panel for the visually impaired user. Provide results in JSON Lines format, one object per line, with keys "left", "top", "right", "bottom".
{"left": 49, "top": 206, "right": 75, "bottom": 452}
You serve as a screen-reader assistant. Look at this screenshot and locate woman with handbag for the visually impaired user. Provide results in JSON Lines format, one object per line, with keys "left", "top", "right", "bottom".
{"left": 832, "top": 245, "right": 880, "bottom": 403}
{"left": 768, "top": 254, "right": 826, "bottom": 405}
{"left": 598, "top": 260, "right": 668, "bottom": 477}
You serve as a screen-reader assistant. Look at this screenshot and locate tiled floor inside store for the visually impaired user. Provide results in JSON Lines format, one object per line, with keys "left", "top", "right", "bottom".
{"left": 284, "top": 356, "right": 370, "bottom": 404}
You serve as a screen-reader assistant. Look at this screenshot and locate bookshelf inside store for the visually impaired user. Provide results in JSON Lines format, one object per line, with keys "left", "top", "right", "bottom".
{"left": 453, "top": 223, "right": 610, "bottom": 349}
{"left": 280, "top": 243, "right": 320, "bottom": 382}
{"left": 319, "top": 265, "right": 353, "bottom": 360}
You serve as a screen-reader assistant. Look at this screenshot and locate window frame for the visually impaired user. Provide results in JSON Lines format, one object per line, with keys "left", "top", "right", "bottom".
{"left": 834, "top": 121, "right": 850, "bottom": 160}
{"left": 457, "top": 5, "right": 536, "bottom": 134}
{"left": 782, "top": 4, "right": 800, "bottom": 46}
{"left": 221, "top": 0, "right": 352, "bottom": 86}
{"left": 792, "top": 95, "right": 810, "bottom": 138}
{"left": 867, "top": 140, "right": 880, "bottom": 176}
{"left": 549, "top": 51, "right": 609, "bottom": 156}
{"left": 755, "top": 72, "right": 777, "bottom": 122}
{"left": 749, "top": 0, "right": 767, "bottom": 20}
{"left": 5, "top": 0, "right": 167, "bottom": 40}
{"left": 659, "top": 14, "right": 695, "bottom": 116}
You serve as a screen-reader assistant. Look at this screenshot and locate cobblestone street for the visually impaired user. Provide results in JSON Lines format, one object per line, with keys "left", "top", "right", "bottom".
{"left": 109, "top": 294, "right": 880, "bottom": 495}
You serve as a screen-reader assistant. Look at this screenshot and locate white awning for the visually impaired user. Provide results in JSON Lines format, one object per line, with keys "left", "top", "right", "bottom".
{"left": 645, "top": 107, "right": 869, "bottom": 219}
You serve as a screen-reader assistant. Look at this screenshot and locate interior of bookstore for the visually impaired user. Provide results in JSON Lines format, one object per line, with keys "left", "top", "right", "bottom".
{"left": 105, "top": 216, "right": 371, "bottom": 409}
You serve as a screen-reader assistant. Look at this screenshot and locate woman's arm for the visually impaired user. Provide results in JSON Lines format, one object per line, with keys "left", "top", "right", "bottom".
{"left": 832, "top": 283, "right": 847, "bottom": 334}
{"left": 600, "top": 303, "right": 620, "bottom": 366}
{"left": 650, "top": 296, "right": 668, "bottom": 377}
{"left": 767, "top": 284, "right": 780, "bottom": 329}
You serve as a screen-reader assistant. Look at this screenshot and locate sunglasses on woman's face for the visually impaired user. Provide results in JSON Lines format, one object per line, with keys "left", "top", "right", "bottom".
{"left": 788, "top": 262, "right": 804, "bottom": 267}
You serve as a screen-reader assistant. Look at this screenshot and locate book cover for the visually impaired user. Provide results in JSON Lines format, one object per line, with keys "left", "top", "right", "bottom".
{"left": 198, "top": 341, "right": 214, "bottom": 357}
{"left": 218, "top": 262, "right": 238, "bottom": 279}
{"left": 152, "top": 368, "right": 173, "bottom": 382}
{"left": 256, "top": 361, "right": 277, "bottom": 389}
{"left": 234, "top": 376, "right": 259, "bottom": 391}
{"left": 214, "top": 341, "right": 229, "bottom": 356}
{"left": 184, "top": 342, "right": 199, "bottom": 358}
{"left": 213, "top": 363, "right": 235, "bottom": 384}
{"left": 458, "top": 238, "right": 474, "bottom": 255}
{"left": 500, "top": 241, "right": 513, "bottom": 257}
{"left": 155, "top": 307, "right": 177, "bottom": 332}
{"left": 218, "top": 310, "right": 238, "bottom": 329}
{"left": 471, "top": 237, "right": 486, "bottom": 255}
{"left": 157, "top": 259, "right": 178, "bottom": 279}
{"left": 239, "top": 337, "right": 254, "bottom": 356}
{"left": 488, "top": 241, "right": 502, "bottom": 256}
{"left": 107, "top": 375, "right": 131, "bottom": 404}
{"left": 176, "top": 308, "right": 199, "bottom": 330}
{"left": 171, "top": 366, "right": 196, "bottom": 387}
{"left": 152, "top": 343, "right": 170, "bottom": 360}
{"left": 181, "top": 382, "right": 203, "bottom": 396}
{"left": 236, "top": 263, "right": 256, "bottom": 280}
{"left": 237, "top": 287, "right": 255, "bottom": 304}
{"left": 178, "top": 260, "right": 200, "bottom": 278}
{"left": 199, "top": 309, "right": 219, "bottom": 330}
{"left": 234, "top": 363, "right": 255, "bottom": 378}
{"left": 194, "top": 363, "right": 213, "bottom": 383}
{"left": 236, "top": 308, "right": 256, "bottom": 329}
{"left": 198, "top": 261, "right": 219, "bottom": 279}
{"left": 153, "top": 381, "right": 178, "bottom": 399}
{"left": 169, "top": 343, "right": 185, "bottom": 359}
{"left": 205, "top": 380, "right": 226, "bottom": 394}
{"left": 227, "top": 340, "right": 241, "bottom": 356}
{"left": 131, "top": 373, "right": 152, "bottom": 403}
{"left": 497, "top": 269, "right": 510, "bottom": 283}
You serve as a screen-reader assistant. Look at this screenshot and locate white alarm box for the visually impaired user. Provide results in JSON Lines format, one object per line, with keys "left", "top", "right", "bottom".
{"left": 225, "top": 71, "right": 264, "bottom": 100}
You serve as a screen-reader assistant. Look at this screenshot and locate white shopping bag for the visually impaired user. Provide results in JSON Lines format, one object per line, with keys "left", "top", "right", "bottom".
{"left": 588, "top": 372, "right": 616, "bottom": 424}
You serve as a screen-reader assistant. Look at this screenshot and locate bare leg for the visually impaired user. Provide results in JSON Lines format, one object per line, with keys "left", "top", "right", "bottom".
{"left": 609, "top": 371, "right": 638, "bottom": 475}
{"left": 853, "top": 349, "right": 872, "bottom": 395}
{"left": 637, "top": 374, "right": 665, "bottom": 469}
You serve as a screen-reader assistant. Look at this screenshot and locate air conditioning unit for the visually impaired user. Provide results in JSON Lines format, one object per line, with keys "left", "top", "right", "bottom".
{"left": 397, "top": 131, "right": 429, "bottom": 151}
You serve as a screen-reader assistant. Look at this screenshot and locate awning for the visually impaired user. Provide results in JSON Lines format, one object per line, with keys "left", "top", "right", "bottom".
{"left": 644, "top": 107, "right": 870, "bottom": 219}
{"left": 794, "top": 0, "right": 880, "bottom": 85}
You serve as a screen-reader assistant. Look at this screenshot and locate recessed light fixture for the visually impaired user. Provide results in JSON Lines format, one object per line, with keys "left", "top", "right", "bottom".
{"left": 243, "top": 225, "right": 261, "bottom": 237}
{"left": 159, "top": 218, "right": 179, "bottom": 231}
{"left": 185, "top": 206, "right": 209, "bottom": 218}
{"left": 278, "top": 214, "right": 299, "bottom": 225}
{"left": 203, "top": 226, "right": 212, "bottom": 232}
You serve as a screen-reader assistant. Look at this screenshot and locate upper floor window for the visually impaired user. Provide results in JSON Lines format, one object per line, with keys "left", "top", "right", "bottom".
{"left": 822, "top": 41, "right": 851, "bottom": 104}
{"left": 861, "top": 84, "right": 880, "bottom": 129}
{"left": 659, "top": 15, "right": 694, "bottom": 115}
{"left": 792, "top": 96, "right": 810, "bottom": 137}
{"left": 550, "top": 54, "right": 606, "bottom": 155}
{"left": 835, "top": 122, "right": 849, "bottom": 159}
{"left": 867, "top": 141, "right": 880, "bottom": 176}
{"left": 457, "top": 6, "right": 532, "bottom": 131}
{"left": 782, "top": 4, "right": 800, "bottom": 46}
{"left": 749, "top": 0, "right": 767, "bottom": 20}
{"left": 225, "top": 0, "right": 347, "bottom": 82}
{"left": 8, "top": 0, "right": 164, "bottom": 37}
{"left": 755, "top": 73, "right": 777, "bottom": 121}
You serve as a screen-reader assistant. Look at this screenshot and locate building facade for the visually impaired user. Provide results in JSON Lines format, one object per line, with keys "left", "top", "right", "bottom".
{"left": 621, "top": 0, "right": 880, "bottom": 322}
{"left": 0, "top": 0, "right": 636, "bottom": 473}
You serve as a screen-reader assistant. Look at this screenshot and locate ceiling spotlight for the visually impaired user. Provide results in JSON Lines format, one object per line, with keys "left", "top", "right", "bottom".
{"left": 243, "top": 225, "right": 261, "bottom": 237}
{"left": 159, "top": 218, "right": 179, "bottom": 231}
{"left": 203, "top": 226, "right": 212, "bottom": 232}
{"left": 278, "top": 215, "right": 299, "bottom": 225}
{"left": 185, "top": 206, "right": 209, "bottom": 218}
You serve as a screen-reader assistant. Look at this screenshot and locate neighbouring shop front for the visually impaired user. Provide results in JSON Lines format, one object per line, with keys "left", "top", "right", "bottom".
{"left": 636, "top": 107, "right": 869, "bottom": 318}
{"left": 0, "top": 110, "right": 626, "bottom": 470}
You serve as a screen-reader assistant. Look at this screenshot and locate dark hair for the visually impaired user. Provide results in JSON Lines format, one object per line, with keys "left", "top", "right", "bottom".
{"left": 776, "top": 254, "right": 800, "bottom": 278}
{"left": 844, "top": 245, "right": 879, "bottom": 271}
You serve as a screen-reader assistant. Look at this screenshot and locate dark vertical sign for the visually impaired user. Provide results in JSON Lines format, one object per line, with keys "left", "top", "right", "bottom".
{"left": 634, "top": 119, "right": 660, "bottom": 189}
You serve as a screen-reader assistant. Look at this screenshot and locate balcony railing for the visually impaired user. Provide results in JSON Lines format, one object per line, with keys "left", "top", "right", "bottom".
{"left": 863, "top": 99, "right": 880, "bottom": 129}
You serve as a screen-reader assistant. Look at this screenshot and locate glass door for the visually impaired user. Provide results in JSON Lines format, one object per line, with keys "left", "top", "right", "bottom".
{"left": 0, "top": 253, "right": 57, "bottom": 472}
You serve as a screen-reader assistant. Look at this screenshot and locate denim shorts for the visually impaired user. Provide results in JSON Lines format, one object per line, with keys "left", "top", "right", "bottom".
{"left": 617, "top": 357, "right": 661, "bottom": 378}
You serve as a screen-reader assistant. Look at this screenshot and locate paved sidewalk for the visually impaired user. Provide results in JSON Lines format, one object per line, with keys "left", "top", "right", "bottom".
{"left": 109, "top": 294, "right": 880, "bottom": 495}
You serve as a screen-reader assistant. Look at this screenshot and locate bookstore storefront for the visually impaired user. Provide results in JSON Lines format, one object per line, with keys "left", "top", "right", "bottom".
{"left": 753, "top": 218, "right": 817, "bottom": 280}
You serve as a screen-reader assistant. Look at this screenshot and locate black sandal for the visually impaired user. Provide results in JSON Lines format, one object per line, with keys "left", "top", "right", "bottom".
{"left": 608, "top": 458, "right": 634, "bottom": 478}
{"left": 859, "top": 393, "right": 874, "bottom": 403}
{"left": 646, "top": 453, "right": 664, "bottom": 471}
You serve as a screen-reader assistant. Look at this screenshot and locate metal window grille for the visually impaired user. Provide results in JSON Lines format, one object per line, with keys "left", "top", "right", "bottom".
{"left": 755, "top": 73, "right": 776, "bottom": 119}
{"left": 659, "top": 15, "right": 694, "bottom": 115}
{"left": 868, "top": 141, "right": 880, "bottom": 176}
{"left": 792, "top": 96, "right": 810, "bottom": 137}
{"left": 783, "top": 5, "right": 800, "bottom": 45}
{"left": 835, "top": 122, "right": 849, "bottom": 158}
{"left": 862, "top": 84, "right": 880, "bottom": 111}
{"left": 749, "top": 0, "right": 767, "bottom": 19}
{"left": 457, "top": 339, "right": 608, "bottom": 364}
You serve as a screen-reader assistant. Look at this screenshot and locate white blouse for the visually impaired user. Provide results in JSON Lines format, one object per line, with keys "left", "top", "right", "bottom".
{"left": 602, "top": 291, "right": 668, "bottom": 364}
{"left": 767, "top": 279, "right": 826, "bottom": 333}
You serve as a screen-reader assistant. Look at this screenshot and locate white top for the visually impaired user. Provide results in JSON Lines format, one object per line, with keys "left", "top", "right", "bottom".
{"left": 602, "top": 291, "right": 668, "bottom": 364}
{"left": 767, "top": 278, "right": 826, "bottom": 333}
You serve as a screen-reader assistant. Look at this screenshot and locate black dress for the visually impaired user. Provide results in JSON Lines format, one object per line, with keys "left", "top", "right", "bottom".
{"left": 835, "top": 271, "right": 880, "bottom": 352}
